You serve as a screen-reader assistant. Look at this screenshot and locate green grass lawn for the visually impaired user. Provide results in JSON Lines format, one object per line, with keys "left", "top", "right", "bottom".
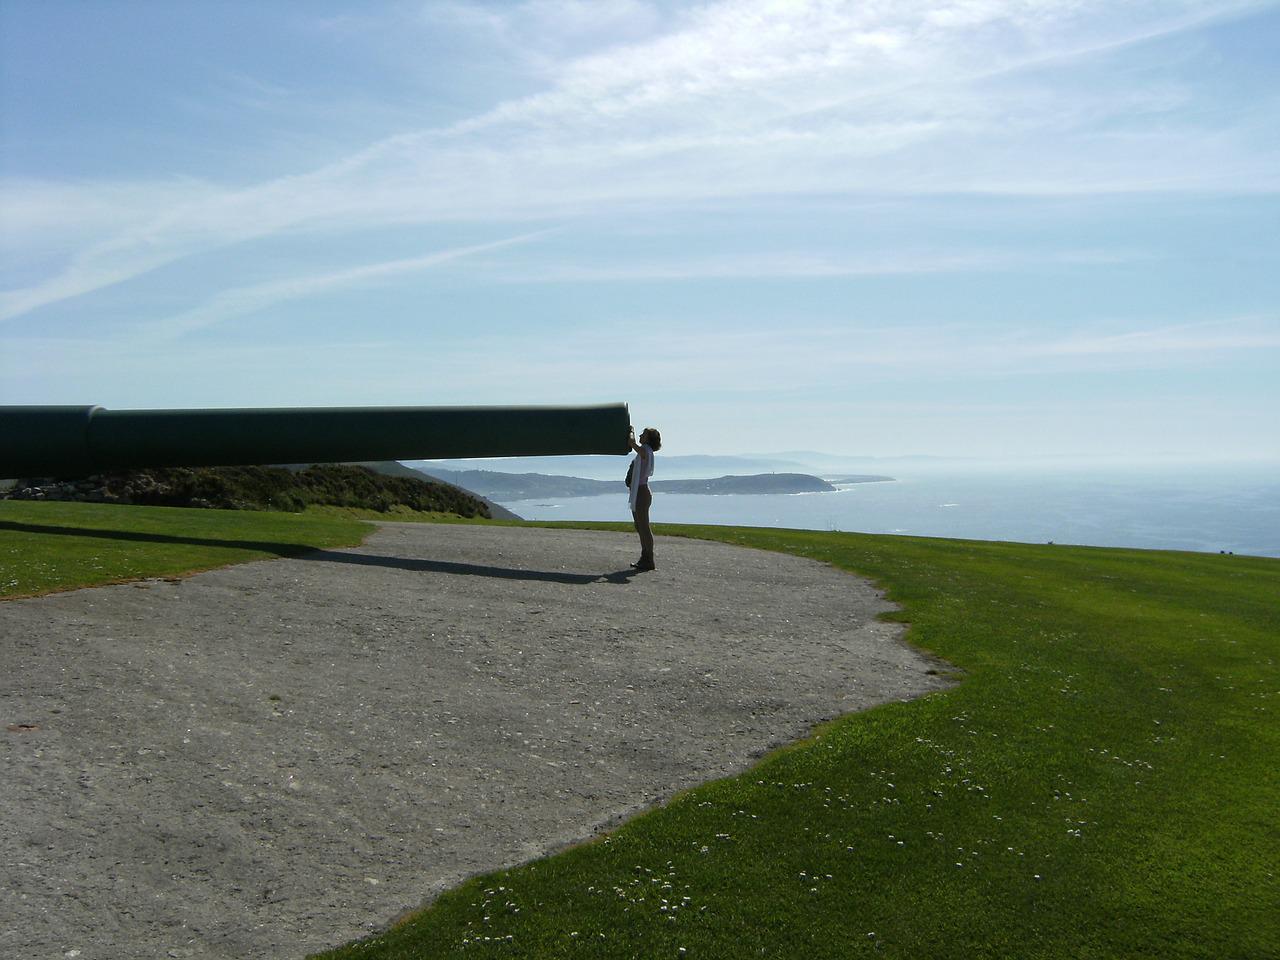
{"left": 0, "top": 500, "right": 369, "bottom": 597}
{"left": 3, "top": 504, "right": 1275, "bottom": 957}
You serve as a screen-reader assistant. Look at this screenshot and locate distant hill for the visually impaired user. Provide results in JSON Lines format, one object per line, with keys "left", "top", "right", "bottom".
{"left": 416, "top": 468, "right": 616, "bottom": 500}
{"left": 410, "top": 454, "right": 809, "bottom": 481}
{"left": 657, "top": 473, "right": 838, "bottom": 494}
{"left": 350, "top": 462, "right": 523, "bottom": 519}
{"left": 415, "top": 467, "right": 857, "bottom": 500}
{"left": 418, "top": 451, "right": 1214, "bottom": 479}
{"left": 411, "top": 453, "right": 915, "bottom": 480}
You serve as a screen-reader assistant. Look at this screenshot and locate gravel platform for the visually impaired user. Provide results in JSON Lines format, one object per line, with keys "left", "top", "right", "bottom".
{"left": 1, "top": 523, "right": 952, "bottom": 959}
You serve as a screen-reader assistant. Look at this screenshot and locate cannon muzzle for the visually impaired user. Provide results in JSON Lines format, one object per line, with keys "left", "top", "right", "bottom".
{"left": 1, "top": 403, "right": 631, "bottom": 479}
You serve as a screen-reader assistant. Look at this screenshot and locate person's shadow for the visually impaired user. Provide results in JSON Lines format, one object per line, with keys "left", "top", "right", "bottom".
{"left": 305, "top": 548, "right": 641, "bottom": 584}
{"left": 0, "top": 520, "right": 641, "bottom": 585}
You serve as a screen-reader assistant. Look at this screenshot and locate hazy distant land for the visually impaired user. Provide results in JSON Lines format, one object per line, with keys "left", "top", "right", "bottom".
{"left": 414, "top": 467, "right": 894, "bottom": 500}
{"left": 412, "top": 452, "right": 917, "bottom": 482}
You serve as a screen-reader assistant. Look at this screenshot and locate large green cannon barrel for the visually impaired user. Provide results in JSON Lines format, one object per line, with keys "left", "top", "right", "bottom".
{"left": 1, "top": 403, "right": 631, "bottom": 479}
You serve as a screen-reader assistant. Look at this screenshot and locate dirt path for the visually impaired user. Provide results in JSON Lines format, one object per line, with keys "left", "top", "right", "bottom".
{"left": 1, "top": 523, "right": 951, "bottom": 959}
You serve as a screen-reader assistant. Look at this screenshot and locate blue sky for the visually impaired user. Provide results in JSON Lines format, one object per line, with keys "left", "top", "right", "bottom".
{"left": 2, "top": 0, "right": 1277, "bottom": 460}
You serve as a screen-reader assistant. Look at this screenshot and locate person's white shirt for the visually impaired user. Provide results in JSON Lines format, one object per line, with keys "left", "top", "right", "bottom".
{"left": 628, "top": 443, "right": 654, "bottom": 512}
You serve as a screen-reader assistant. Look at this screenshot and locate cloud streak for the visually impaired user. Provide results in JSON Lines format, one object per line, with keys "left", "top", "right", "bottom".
{"left": 492, "top": 314, "right": 1280, "bottom": 396}
{"left": 3, "top": 0, "right": 1276, "bottom": 323}
{"left": 6, "top": 314, "right": 1274, "bottom": 428}
{"left": 501, "top": 248, "right": 1140, "bottom": 283}
{"left": 143, "top": 230, "right": 553, "bottom": 339}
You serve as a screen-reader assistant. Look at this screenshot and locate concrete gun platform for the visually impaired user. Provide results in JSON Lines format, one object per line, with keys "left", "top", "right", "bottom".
{"left": 1, "top": 522, "right": 952, "bottom": 959}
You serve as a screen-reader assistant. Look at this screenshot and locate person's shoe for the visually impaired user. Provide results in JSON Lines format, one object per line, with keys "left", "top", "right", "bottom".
{"left": 634, "top": 559, "right": 656, "bottom": 571}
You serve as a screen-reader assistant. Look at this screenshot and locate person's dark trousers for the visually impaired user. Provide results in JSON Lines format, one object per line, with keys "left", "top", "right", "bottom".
{"left": 632, "top": 486, "right": 655, "bottom": 569}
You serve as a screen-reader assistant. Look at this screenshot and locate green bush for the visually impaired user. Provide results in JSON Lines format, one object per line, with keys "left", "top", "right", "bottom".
{"left": 6, "top": 464, "right": 489, "bottom": 519}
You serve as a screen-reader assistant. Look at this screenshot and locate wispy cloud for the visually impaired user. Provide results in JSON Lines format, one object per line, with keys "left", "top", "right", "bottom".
{"left": 1019, "top": 317, "right": 1280, "bottom": 358}
{"left": 502, "top": 248, "right": 1140, "bottom": 282}
{"left": 144, "top": 230, "right": 553, "bottom": 339}
{"left": 471, "top": 314, "right": 1280, "bottom": 396}
{"left": 3, "top": 0, "right": 1275, "bottom": 322}
{"left": 6, "top": 314, "right": 1275, "bottom": 418}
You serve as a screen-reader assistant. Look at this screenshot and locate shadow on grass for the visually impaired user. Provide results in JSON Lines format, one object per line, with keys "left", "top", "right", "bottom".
{"left": 1, "top": 520, "right": 640, "bottom": 586}
{"left": 0, "top": 519, "right": 319, "bottom": 556}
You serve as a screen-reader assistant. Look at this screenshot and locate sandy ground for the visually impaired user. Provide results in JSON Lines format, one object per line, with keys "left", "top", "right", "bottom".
{"left": 1, "top": 522, "right": 952, "bottom": 959}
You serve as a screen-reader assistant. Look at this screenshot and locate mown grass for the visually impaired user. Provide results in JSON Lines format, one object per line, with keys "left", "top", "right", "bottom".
{"left": 315, "top": 522, "right": 1278, "bottom": 960}
{"left": 3, "top": 505, "right": 1275, "bottom": 957}
{"left": 0, "top": 500, "right": 370, "bottom": 598}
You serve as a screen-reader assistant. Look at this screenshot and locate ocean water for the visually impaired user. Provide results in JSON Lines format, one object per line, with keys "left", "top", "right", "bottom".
{"left": 499, "top": 464, "right": 1280, "bottom": 558}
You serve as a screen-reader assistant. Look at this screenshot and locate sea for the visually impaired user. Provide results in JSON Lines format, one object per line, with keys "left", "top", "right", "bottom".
{"left": 498, "top": 463, "right": 1280, "bottom": 559}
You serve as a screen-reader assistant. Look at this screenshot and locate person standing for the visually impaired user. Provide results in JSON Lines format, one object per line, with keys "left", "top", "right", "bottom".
{"left": 627, "top": 425, "right": 661, "bottom": 571}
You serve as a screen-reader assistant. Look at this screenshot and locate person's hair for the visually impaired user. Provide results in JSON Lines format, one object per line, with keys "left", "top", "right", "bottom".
{"left": 642, "top": 427, "right": 662, "bottom": 451}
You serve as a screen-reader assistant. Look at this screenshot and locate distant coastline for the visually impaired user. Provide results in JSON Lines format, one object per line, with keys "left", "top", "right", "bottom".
{"left": 496, "top": 464, "right": 1280, "bottom": 559}
{"left": 416, "top": 467, "right": 894, "bottom": 500}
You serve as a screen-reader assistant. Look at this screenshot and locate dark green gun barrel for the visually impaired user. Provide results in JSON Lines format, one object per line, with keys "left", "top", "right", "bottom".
{"left": 1, "top": 403, "right": 631, "bottom": 479}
